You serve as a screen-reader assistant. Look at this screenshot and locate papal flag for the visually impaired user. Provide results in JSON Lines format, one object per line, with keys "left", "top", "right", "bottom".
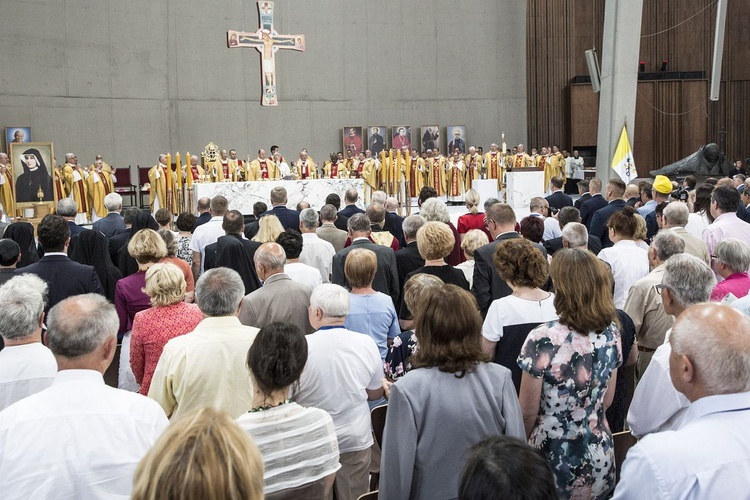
{"left": 611, "top": 124, "right": 636, "bottom": 182}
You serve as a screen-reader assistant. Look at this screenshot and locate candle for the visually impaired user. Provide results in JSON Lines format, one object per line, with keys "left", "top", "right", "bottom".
{"left": 175, "top": 152, "right": 182, "bottom": 188}
{"left": 165, "top": 153, "right": 172, "bottom": 190}
{"left": 186, "top": 152, "right": 193, "bottom": 187}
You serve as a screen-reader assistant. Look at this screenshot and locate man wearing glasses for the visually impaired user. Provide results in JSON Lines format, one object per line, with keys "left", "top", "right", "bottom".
{"left": 626, "top": 253, "right": 716, "bottom": 438}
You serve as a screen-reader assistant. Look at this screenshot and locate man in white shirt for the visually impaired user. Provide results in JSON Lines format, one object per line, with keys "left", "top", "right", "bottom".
{"left": 0, "top": 294, "right": 168, "bottom": 498}
{"left": 190, "top": 195, "right": 229, "bottom": 278}
{"left": 298, "top": 207, "right": 335, "bottom": 283}
{"left": 528, "top": 197, "right": 561, "bottom": 241}
{"left": 627, "top": 254, "right": 716, "bottom": 438}
{"left": 0, "top": 275, "right": 57, "bottom": 411}
{"left": 616, "top": 302, "right": 750, "bottom": 499}
{"left": 294, "top": 284, "right": 384, "bottom": 500}
{"left": 277, "top": 228, "right": 323, "bottom": 289}
{"left": 149, "top": 268, "right": 259, "bottom": 419}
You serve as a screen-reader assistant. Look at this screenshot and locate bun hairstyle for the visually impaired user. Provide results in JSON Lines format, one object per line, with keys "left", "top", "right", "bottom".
{"left": 607, "top": 205, "right": 639, "bottom": 239}
{"left": 247, "top": 322, "right": 308, "bottom": 396}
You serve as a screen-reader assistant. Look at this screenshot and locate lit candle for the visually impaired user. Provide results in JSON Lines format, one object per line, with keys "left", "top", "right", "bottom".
{"left": 165, "top": 153, "right": 172, "bottom": 191}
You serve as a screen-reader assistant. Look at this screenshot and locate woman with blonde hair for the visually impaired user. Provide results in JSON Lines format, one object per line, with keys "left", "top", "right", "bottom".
{"left": 454, "top": 228, "right": 489, "bottom": 288}
{"left": 399, "top": 221, "right": 469, "bottom": 330}
{"left": 518, "top": 248, "right": 621, "bottom": 499}
{"left": 114, "top": 228, "right": 168, "bottom": 391}
{"left": 457, "top": 188, "right": 491, "bottom": 244}
{"left": 252, "top": 214, "right": 285, "bottom": 243}
{"left": 420, "top": 197, "right": 462, "bottom": 265}
{"left": 130, "top": 263, "right": 203, "bottom": 396}
{"left": 344, "top": 248, "right": 400, "bottom": 360}
{"left": 380, "top": 285, "right": 524, "bottom": 499}
{"left": 132, "top": 407, "right": 264, "bottom": 500}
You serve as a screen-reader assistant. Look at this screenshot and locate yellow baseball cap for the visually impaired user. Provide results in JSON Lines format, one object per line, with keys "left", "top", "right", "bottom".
{"left": 653, "top": 175, "right": 672, "bottom": 194}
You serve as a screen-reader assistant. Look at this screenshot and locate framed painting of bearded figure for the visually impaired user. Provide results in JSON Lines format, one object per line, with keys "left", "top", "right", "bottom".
{"left": 343, "top": 127, "right": 363, "bottom": 156}
{"left": 421, "top": 126, "right": 440, "bottom": 153}
{"left": 368, "top": 126, "right": 387, "bottom": 158}
{"left": 10, "top": 142, "right": 56, "bottom": 210}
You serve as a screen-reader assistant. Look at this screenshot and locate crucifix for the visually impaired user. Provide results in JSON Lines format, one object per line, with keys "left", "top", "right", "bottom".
{"left": 227, "top": 1, "right": 305, "bottom": 107}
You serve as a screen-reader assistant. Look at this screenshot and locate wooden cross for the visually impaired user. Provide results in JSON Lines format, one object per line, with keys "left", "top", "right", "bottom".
{"left": 227, "top": 1, "right": 305, "bottom": 107}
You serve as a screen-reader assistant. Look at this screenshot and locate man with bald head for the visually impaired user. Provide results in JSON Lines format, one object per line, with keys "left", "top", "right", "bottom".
{"left": 616, "top": 302, "right": 750, "bottom": 498}
{"left": 0, "top": 294, "right": 168, "bottom": 497}
{"left": 579, "top": 178, "right": 607, "bottom": 228}
{"left": 239, "top": 242, "right": 314, "bottom": 334}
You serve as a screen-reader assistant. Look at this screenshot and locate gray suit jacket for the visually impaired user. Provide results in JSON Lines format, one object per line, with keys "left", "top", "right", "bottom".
{"left": 316, "top": 223, "right": 348, "bottom": 253}
{"left": 238, "top": 273, "right": 314, "bottom": 334}
{"left": 92, "top": 213, "right": 126, "bottom": 238}
{"left": 332, "top": 238, "right": 400, "bottom": 306}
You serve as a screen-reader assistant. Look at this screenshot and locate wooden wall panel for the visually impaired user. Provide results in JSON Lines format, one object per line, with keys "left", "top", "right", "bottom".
{"left": 528, "top": 0, "right": 749, "bottom": 172}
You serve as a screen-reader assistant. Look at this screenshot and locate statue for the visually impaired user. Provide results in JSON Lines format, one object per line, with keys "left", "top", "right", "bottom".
{"left": 650, "top": 143, "right": 732, "bottom": 177}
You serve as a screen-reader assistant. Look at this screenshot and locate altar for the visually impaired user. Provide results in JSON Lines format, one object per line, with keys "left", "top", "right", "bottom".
{"left": 505, "top": 168, "right": 545, "bottom": 212}
{"left": 192, "top": 179, "right": 365, "bottom": 213}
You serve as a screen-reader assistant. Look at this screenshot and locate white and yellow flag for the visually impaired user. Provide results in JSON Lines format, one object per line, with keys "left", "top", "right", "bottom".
{"left": 611, "top": 125, "right": 636, "bottom": 182}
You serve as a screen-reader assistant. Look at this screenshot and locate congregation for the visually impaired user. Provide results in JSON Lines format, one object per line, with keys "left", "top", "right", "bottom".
{"left": 1, "top": 164, "right": 750, "bottom": 499}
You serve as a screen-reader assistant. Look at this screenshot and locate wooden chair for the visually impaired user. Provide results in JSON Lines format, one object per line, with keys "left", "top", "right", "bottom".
{"left": 113, "top": 165, "right": 137, "bottom": 207}
{"left": 357, "top": 490, "right": 378, "bottom": 500}
{"left": 137, "top": 166, "right": 150, "bottom": 209}
{"left": 371, "top": 404, "right": 388, "bottom": 449}
{"left": 613, "top": 431, "right": 638, "bottom": 483}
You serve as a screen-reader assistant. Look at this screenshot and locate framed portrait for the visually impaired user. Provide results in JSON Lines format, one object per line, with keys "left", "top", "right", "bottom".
{"left": 5, "top": 127, "right": 31, "bottom": 147}
{"left": 367, "top": 126, "right": 387, "bottom": 158}
{"left": 391, "top": 126, "right": 411, "bottom": 151}
{"left": 421, "top": 126, "right": 440, "bottom": 153}
{"left": 446, "top": 125, "right": 467, "bottom": 155}
{"left": 9, "top": 142, "right": 56, "bottom": 210}
{"left": 343, "top": 126, "right": 363, "bottom": 156}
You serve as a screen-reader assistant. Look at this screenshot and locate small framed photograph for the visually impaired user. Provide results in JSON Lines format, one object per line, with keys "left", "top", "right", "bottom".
{"left": 367, "top": 126, "right": 387, "bottom": 158}
{"left": 421, "top": 126, "right": 440, "bottom": 153}
{"left": 343, "top": 127, "right": 363, "bottom": 156}
{"left": 392, "top": 126, "right": 411, "bottom": 151}
{"left": 446, "top": 125, "right": 466, "bottom": 155}
{"left": 5, "top": 127, "right": 31, "bottom": 147}
{"left": 9, "top": 142, "right": 56, "bottom": 209}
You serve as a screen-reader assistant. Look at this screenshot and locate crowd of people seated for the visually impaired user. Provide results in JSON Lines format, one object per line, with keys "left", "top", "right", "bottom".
{"left": 1, "top": 175, "right": 750, "bottom": 500}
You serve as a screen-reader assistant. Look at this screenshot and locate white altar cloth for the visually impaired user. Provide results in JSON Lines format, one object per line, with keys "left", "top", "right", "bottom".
{"left": 193, "top": 179, "right": 364, "bottom": 213}
{"left": 506, "top": 170, "right": 545, "bottom": 212}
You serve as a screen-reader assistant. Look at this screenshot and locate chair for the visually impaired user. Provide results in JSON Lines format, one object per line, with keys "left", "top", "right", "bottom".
{"left": 113, "top": 165, "right": 137, "bottom": 207}
{"left": 357, "top": 490, "right": 378, "bottom": 500}
{"left": 371, "top": 404, "right": 388, "bottom": 449}
{"left": 138, "top": 166, "right": 150, "bottom": 209}
{"left": 613, "top": 431, "right": 638, "bottom": 483}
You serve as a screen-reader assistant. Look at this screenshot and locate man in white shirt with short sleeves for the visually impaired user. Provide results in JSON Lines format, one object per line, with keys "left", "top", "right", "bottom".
{"left": 615, "top": 302, "right": 750, "bottom": 499}
{"left": 0, "top": 275, "right": 57, "bottom": 411}
{"left": 294, "top": 284, "right": 384, "bottom": 500}
{"left": 190, "top": 195, "right": 229, "bottom": 278}
{"left": 0, "top": 294, "right": 168, "bottom": 498}
{"left": 299, "top": 207, "right": 335, "bottom": 283}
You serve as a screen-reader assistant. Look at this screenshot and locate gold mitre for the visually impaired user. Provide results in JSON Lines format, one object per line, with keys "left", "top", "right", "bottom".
{"left": 202, "top": 142, "right": 220, "bottom": 163}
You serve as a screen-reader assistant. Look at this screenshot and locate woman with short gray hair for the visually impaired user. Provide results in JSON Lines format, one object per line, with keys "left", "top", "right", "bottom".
{"left": 710, "top": 238, "right": 750, "bottom": 301}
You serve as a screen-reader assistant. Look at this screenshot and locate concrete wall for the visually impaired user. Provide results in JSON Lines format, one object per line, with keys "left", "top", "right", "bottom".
{"left": 0, "top": 0, "right": 526, "bottom": 185}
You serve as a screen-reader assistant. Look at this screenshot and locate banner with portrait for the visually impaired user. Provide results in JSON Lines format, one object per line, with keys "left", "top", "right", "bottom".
{"left": 9, "top": 142, "right": 56, "bottom": 212}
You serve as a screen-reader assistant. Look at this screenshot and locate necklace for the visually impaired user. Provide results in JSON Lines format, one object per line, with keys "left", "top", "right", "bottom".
{"left": 248, "top": 399, "right": 290, "bottom": 413}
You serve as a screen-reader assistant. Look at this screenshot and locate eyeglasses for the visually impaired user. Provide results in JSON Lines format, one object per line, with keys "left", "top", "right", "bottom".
{"left": 653, "top": 283, "right": 669, "bottom": 294}
{"left": 483, "top": 217, "right": 496, "bottom": 227}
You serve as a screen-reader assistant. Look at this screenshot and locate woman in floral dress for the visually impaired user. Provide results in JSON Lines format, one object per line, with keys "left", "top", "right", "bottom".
{"left": 518, "top": 248, "right": 622, "bottom": 499}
